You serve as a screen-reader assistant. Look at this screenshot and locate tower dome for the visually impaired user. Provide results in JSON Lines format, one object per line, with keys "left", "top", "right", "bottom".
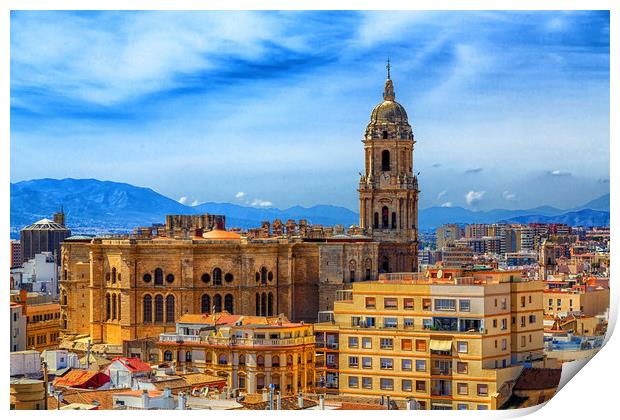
{"left": 368, "top": 60, "right": 409, "bottom": 125}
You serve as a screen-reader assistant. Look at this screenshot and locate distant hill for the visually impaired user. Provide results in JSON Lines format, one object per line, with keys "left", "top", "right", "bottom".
{"left": 10, "top": 178, "right": 609, "bottom": 237}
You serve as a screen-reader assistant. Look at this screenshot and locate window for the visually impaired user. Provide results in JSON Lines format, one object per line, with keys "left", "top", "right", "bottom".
{"left": 105, "top": 293, "right": 111, "bottom": 320}
{"left": 477, "top": 384, "right": 488, "bottom": 396}
{"left": 434, "top": 299, "right": 456, "bottom": 311}
{"left": 348, "top": 376, "right": 359, "bottom": 388}
{"left": 164, "top": 351, "right": 173, "bottom": 362}
{"left": 351, "top": 316, "right": 361, "bottom": 327}
{"left": 218, "top": 354, "right": 228, "bottom": 365}
{"left": 456, "top": 383, "right": 468, "bottom": 396}
{"left": 362, "top": 357, "right": 372, "bottom": 369}
{"left": 214, "top": 294, "right": 222, "bottom": 312}
{"left": 457, "top": 341, "right": 468, "bottom": 353}
{"left": 166, "top": 295, "right": 175, "bottom": 323}
{"left": 349, "top": 356, "right": 359, "bottom": 368}
{"left": 459, "top": 300, "right": 471, "bottom": 312}
{"left": 365, "top": 317, "right": 375, "bottom": 327}
{"left": 365, "top": 297, "right": 376, "bottom": 308}
{"left": 416, "top": 360, "right": 426, "bottom": 372}
{"left": 402, "top": 359, "right": 412, "bottom": 371}
{"left": 384, "top": 297, "right": 398, "bottom": 309}
{"left": 383, "top": 317, "right": 398, "bottom": 328}
{"left": 501, "top": 318, "right": 507, "bottom": 330}
{"left": 380, "top": 358, "right": 393, "bottom": 369}
{"left": 521, "top": 336, "right": 526, "bottom": 347}
{"left": 348, "top": 337, "right": 359, "bottom": 348}
{"left": 225, "top": 273, "right": 234, "bottom": 283}
{"left": 521, "top": 296, "right": 526, "bottom": 307}
{"left": 457, "top": 362, "right": 468, "bottom": 374}
{"left": 155, "top": 295, "right": 164, "bottom": 322}
{"left": 402, "top": 379, "right": 413, "bottom": 392}
{"left": 493, "top": 319, "right": 498, "bottom": 328}
{"left": 224, "top": 294, "right": 234, "bottom": 313}
{"left": 362, "top": 377, "right": 372, "bottom": 389}
{"left": 380, "top": 338, "right": 393, "bottom": 349}
{"left": 501, "top": 338, "right": 507, "bottom": 351}
{"left": 416, "top": 380, "right": 426, "bottom": 392}
{"left": 381, "top": 150, "right": 390, "bottom": 171}
{"left": 404, "top": 318, "right": 414, "bottom": 328}
{"left": 458, "top": 404, "right": 469, "bottom": 410}
{"left": 415, "top": 339, "right": 427, "bottom": 352}
{"left": 423, "top": 318, "right": 432, "bottom": 329}
{"left": 521, "top": 316, "right": 526, "bottom": 327}
{"left": 401, "top": 339, "right": 412, "bottom": 351}
{"left": 423, "top": 298, "right": 432, "bottom": 310}
{"left": 380, "top": 378, "right": 394, "bottom": 391}
{"left": 201, "top": 273, "right": 211, "bottom": 283}
{"left": 201, "top": 294, "right": 211, "bottom": 313}
{"left": 477, "top": 405, "right": 488, "bottom": 410}
{"left": 362, "top": 337, "right": 372, "bottom": 349}
{"left": 529, "top": 315, "right": 536, "bottom": 324}
{"left": 154, "top": 268, "right": 164, "bottom": 286}
{"left": 403, "top": 298, "right": 414, "bottom": 309}
{"left": 213, "top": 268, "right": 222, "bottom": 285}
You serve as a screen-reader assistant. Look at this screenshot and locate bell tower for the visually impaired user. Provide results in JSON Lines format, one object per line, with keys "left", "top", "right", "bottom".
{"left": 358, "top": 61, "right": 419, "bottom": 272}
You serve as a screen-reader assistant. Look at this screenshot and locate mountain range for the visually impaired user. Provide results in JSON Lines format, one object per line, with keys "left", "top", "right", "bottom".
{"left": 9, "top": 178, "right": 610, "bottom": 237}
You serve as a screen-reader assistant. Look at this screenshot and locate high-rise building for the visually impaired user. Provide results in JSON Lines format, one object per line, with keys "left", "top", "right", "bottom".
{"left": 10, "top": 240, "right": 23, "bottom": 268}
{"left": 436, "top": 224, "right": 464, "bottom": 250}
{"left": 20, "top": 212, "right": 70, "bottom": 266}
{"left": 314, "top": 269, "right": 544, "bottom": 410}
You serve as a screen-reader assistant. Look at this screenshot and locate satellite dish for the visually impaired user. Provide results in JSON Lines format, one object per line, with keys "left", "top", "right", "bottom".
{"left": 437, "top": 269, "right": 443, "bottom": 279}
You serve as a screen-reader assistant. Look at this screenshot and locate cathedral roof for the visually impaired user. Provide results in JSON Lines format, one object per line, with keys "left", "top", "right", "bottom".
{"left": 369, "top": 67, "right": 409, "bottom": 125}
{"left": 202, "top": 227, "right": 241, "bottom": 241}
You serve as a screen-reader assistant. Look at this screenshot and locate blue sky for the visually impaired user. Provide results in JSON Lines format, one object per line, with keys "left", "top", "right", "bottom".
{"left": 10, "top": 10, "right": 610, "bottom": 211}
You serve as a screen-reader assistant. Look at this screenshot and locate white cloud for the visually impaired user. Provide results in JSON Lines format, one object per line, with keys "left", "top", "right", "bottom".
{"left": 441, "top": 201, "right": 453, "bottom": 208}
{"left": 191, "top": 200, "right": 199, "bottom": 206}
{"left": 437, "top": 190, "right": 447, "bottom": 200}
{"left": 178, "top": 196, "right": 188, "bottom": 204}
{"left": 235, "top": 191, "right": 245, "bottom": 199}
{"left": 502, "top": 190, "right": 517, "bottom": 201}
{"left": 465, "top": 190, "right": 485, "bottom": 206}
{"left": 547, "top": 170, "right": 572, "bottom": 177}
{"left": 251, "top": 198, "right": 273, "bottom": 207}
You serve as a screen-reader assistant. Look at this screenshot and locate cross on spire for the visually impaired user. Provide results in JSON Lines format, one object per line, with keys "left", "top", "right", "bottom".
{"left": 386, "top": 58, "right": 391, "bottom": 79}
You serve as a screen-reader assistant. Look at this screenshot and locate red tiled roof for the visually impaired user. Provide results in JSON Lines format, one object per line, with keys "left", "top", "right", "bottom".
{"left": 54, "top": 370, "right": 110, "bottom": 389}
{"left": 48, "top": 388, "right": 130, "bottom": 410}
{"left": 113, "top": 357, "right": 152, "bottom": 372}
{"left": 114, "top": 389, "right": 164, "bottom": 398}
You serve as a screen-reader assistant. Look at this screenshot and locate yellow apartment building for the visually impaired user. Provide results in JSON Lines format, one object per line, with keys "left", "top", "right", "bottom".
{"left": 315, "top": 268, "right": 544, "bottom": 410}
{"left": 544, "top": 287, "right": 609, "bottom": 318}
{"left": 25, "top": 302, "right": 62, "bottom": 351}
{"left": 156, "top": 312, "right": 315, "bottom": 395}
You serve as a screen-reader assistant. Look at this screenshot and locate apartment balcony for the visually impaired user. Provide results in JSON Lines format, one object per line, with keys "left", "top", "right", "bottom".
{"left": 159, "top": 333, "right": 314, "bottom": 347}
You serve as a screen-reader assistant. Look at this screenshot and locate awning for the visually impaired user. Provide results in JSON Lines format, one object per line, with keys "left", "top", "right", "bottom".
{"left": 429, "top": 339, "right": 452, "bottom": 351}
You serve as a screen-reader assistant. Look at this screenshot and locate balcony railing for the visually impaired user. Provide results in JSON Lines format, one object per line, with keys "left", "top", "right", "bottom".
{"left": 159, "top": 334, "right": 314, "bottom": 347}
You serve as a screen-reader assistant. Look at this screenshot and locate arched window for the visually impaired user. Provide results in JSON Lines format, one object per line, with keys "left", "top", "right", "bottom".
{"left": 255, "top": 272, "right": 260, "bottom": 282}
{"left": 105, "top": 293, "right": 111, "bottom": 320}
{"left": 392, "top": 212, "right": 397, "bottom": 229}
{"left": 261, "top": 293, "right": 267, "bottom": 316}
{"left": 224, "top": 273, "right": 234, "bottom": 283}
{"left": 382, "top": 206, "right": 389, "bottom": 229}
{"left": 374, "top": 212, "right": 379, "bottom": 229}
{"left": 185, "top": 351, "right": 192, "bottom": 362}
{"left": 62, "top": 316, "right": 67, "bottom": 330}
{"left": 117, "top": 294, "right": 122, "bottom": 321}
{"left": 214, "top": 294, "right": 222, "bottom": 312}
{"left": 105, "top": 272, "right": 110, "bottom": 282}
{"left": 268, "top": 271, "right": 274, "bottom": 282}
{"left": 111, "top": 267, "right": 117, "bottom": 284}
{"left": 256, "top": 293, "right": 260, "bottom": 316}
{"left": 257, "top": 355, "right": 265, "bottom": 367}
{"left": 213, "top": 268, "right": 222, "bottom": 285}
{"left": 224, "top": 294, "right": 234, "bottom": 313}
{"left": 201, "top": 294, "right": 211, "bottom": 313}
{"left": 164, "top": 351, "right": 173, "bottom": 362}
{"left": 382, "top": 150, "right": 390, "bottom": 171}
{"left": 166, "top": 295, "right": 175, "bottom": 323}
{"left": 382, "top": 130, "right": 388, "bottom": 139}
{"left": 112, "top": 293, "right": 117, "bottom": 319}
{"left": 267, "top": 292, "right": 274, "bottom": 316}
{"left": 260, "top": 267, "right": 268, "bottom": 284}
{"left": 287, "top": 354, "right": 293, "bottom": 365}
{"left": 62, "top": 293, "right": 67, "bottom": 306}
{"left": 143, "top": 295, "right": 152, "bottom": 323}
{"left": 166, "top": 274, "right": 174, "bottom": 284}
{"left": 154, "top": 268, "right": 164, "bottom": 286}
{"left": 239, "top": 354, "right": 246, "bottom": 366}
{"left": 218, "top": 354, "right": 228, "bottom": 365}
{"left": 272, "top": 355, "right": 280, "bottom": 367}
{"left": 143, "top": 273, "right": 152, "bottom": 283}
{"left": 155, "top": 295, "right": 164, "bottom": 322}
{"left": 201, "top": 273, "right": 211, "bottom": 283}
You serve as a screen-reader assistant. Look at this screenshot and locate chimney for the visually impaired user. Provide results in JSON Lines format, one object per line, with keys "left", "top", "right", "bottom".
{"left": 276, "top": 391, "right": 282, "bottom": 410}
{"left": 297, "top": 392, "right": 304, "bottom": 409}
{"left": 177, "top": 392, "right": 186, "bottom": 410}
{"left": 319, "top": 394, "right": 325, "bottom": 410}
{"left": 142, "top": 389, "right": 150, "bottom": 409}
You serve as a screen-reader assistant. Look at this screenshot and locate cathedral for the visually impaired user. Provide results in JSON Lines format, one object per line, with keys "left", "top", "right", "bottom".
{"left": 59, "top": 65, "right": 420, "bottom": 345}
